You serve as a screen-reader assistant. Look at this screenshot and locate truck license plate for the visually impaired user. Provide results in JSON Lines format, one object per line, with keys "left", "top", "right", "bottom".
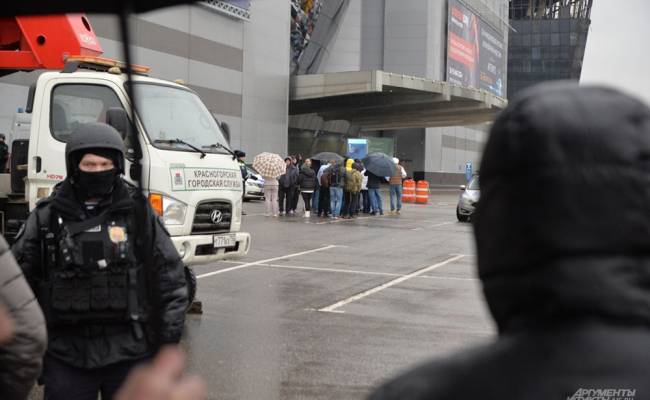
{"left": 213, "top": 234, "right": 236, "bottom": 248}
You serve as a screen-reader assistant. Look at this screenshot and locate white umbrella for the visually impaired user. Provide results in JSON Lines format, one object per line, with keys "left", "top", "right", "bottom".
{"left": 252, "top": 152, "right": 286, "bottom": 179}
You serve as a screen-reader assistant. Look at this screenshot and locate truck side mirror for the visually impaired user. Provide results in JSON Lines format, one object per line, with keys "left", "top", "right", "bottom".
{"left": 106, "top": 107, "right": 129, "bottom": 139}
{"left": 220, "top": 121, "right": 231, "bottom": 144}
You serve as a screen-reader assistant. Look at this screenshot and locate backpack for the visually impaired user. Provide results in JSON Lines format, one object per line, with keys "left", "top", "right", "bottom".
{"left": 329, "top": 167, "right": 343, "bottom": 187}
{"left": 320, "top": 171, "right": 330, "bottom": 188}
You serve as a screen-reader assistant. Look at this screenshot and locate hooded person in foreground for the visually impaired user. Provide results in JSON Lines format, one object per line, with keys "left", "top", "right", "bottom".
{"left": 12, "top": 122, "right": 188, "bottom": 400}
{"left": 368, "top": 83, "right": 650, "bottom": 400}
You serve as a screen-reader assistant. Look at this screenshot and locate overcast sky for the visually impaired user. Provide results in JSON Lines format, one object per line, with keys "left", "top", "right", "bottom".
{"left": 580, "top": 0, "right": 650, "bottom": 105}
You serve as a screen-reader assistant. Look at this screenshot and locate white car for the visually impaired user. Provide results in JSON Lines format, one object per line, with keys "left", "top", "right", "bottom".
{"left": 244, "top": 166, "right": 265, "bottom": 200}
{"left": 457, "top": 175, "right": 479, "bottom": 222}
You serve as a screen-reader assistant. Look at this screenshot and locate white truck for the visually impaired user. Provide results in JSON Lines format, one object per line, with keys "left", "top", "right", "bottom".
{"left": 0, "top": 15, "right": 250, "bottom": 266}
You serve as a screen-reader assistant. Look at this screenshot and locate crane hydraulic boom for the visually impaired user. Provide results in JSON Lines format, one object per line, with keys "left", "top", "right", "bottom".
{"left": 0, "top": 14, "right": 102, "bottom": 75}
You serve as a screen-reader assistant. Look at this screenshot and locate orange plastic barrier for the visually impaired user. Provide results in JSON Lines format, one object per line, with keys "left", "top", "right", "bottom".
{"left": 402, "top": 179, "right": 415, "bottom": 203}
{"left": 415, "top": 180, "right": 429, "bottom": 204}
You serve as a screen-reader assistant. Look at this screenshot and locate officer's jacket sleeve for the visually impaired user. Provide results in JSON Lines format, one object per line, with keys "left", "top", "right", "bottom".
{"left": 11, "top": 212, "right": 43, "bottom": 290}
{"left": 1, "top": 234, "right": 47, "bottom": 400}
{"left": 149, "top": 209, "right": 188, "bottom": 345}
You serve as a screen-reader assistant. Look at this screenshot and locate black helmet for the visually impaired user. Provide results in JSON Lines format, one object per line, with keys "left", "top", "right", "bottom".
{"left": 234, "top": 150, "right": 246, "bottom": 158}
{"left": 65, "top": 122, "right": 125, "bottom": 175}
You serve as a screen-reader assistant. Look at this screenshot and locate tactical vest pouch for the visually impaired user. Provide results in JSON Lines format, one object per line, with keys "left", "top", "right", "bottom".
{"left": 108, "top": 264, "right": 128, "bottom": 311}
{"left": 70, "top": 270, "right": 91, "bottom": 313}
{"left": 51, "top": 270, "right": 74, "bottom": 312}
{"left": 91, "top": 270, "right": 110, "bottom": 311}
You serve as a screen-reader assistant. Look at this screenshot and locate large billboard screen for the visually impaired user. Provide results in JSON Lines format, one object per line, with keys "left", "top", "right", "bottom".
{"left": 347, "top": 138, "right": 368, "bottom": 160}
{"left": 446, "top": 0, "right": 506, "bottom": 97}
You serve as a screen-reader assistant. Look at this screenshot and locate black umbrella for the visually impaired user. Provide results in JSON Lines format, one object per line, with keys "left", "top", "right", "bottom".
{"left": 362, "top": 152, "right": 396, "bottom": 177}
{"left": 312, "top": 152, "right": 344, "bottom": 163}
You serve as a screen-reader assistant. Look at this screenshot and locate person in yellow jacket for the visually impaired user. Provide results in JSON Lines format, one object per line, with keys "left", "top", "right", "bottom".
{"left": 342, "top": 159, "right": 362, "bottom": 219}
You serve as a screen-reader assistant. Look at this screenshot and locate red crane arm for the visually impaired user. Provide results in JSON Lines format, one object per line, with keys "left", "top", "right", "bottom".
{"left": 0, "top": 14, "right": 102, "bottom": 71}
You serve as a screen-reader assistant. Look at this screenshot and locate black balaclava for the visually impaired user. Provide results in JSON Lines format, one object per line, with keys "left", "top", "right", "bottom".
{"left": 71, "top": 148, "right": 120, "bottom": 200}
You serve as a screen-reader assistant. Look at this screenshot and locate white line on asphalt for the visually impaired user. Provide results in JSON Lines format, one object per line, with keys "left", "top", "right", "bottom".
{"left": 419, "top": 275, "right": 477, "bottom": 281}
{"left": 260, "top": 263, "right": 403, "bottom": 277}
{"left": 260, "top": 263, "right": 478, "bottom": 282}
{"left": 196, "top": 245, "right": 339, "bottom": 279}
{"left": 317, "top": 254, "right": 465, "bottom": 313}
{"left": 315, "top": 216, "right": 376, "bottom": 225}
{"left": 208, "top": 260, "right": 477, "bottom": 281}
{"left": 430, "top": 221, "right": 455, "bottom": 227}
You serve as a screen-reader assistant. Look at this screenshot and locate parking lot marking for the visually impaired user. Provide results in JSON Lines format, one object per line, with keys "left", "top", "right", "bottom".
{"left": 317, "top": 254, "right": 465, "bottom": 313}
{"left": 430, "top": 221, "right": 455, "bottom": 227}
{"left": 217, "top": 260, "right": 477, "bottom": 281}
{"left": 196, "top": 245, "right": 339, "bottom": 279}
{"left": 315, "top": 216, "right": 376, "bottom": 225}
{"left": 420, "top": 275, "right": 477, "bottom": 281}
{"left": 258, "top": 263, "right": 403, "bottom": 277}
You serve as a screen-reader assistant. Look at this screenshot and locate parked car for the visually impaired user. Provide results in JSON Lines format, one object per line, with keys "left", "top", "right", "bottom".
{"left": 244, "top": 165, "right": 265, "bottom": 200}
{"left": 456, "top": 175, "right": 479, "bottom": 222}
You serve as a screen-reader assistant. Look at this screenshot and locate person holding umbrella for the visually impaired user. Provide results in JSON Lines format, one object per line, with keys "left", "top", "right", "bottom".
{"left": 362, "top": 153, "right": 396, "bottom": 216}
{"left": 365, "top": 170, "right": 385, "bottom": 216}
{"left": 388, "top": 158, "right": 407, "bottom": 215}
{"left": 317, "top": 161, "right": 332, "bottom": 217}
{"left": 252, "top": 152, "right": 287, "bottom": 217}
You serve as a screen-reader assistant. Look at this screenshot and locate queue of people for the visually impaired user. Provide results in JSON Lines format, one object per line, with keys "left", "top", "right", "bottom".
{"left": 261, "top": 155, "right": 407, "bottom": 220}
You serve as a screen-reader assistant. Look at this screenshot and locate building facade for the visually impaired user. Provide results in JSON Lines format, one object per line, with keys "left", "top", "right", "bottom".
{"left": 508, "top": 0, "right": 592, "bottom": 99}
{"left": 289, "top": 0, "right": 509, "bottom": 184}
{"left": 0, "top": 0, "right": 291, "bottom": 158}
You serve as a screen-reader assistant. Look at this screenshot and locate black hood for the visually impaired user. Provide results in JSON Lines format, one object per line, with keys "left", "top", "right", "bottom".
{"left": 474, "top": 83, "right": 650, "bottom": 333}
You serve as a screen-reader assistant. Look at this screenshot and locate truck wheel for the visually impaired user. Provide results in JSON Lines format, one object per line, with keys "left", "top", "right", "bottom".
{"left": 184, "top": 265, "right": 197, "bottom": 306}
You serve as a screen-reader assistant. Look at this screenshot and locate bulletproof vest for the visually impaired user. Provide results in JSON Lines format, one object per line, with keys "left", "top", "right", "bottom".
{"left": 43, "top": 210, "right": 141, "bottom": 326}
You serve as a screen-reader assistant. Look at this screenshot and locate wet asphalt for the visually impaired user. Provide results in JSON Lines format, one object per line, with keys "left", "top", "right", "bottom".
{"left": 183, "top": 189, "right": 495, "bottom": 400}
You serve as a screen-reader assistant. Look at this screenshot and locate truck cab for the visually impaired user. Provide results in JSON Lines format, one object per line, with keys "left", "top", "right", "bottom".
{"left": 9, "top": 60, "right": 250, "bottom": 265}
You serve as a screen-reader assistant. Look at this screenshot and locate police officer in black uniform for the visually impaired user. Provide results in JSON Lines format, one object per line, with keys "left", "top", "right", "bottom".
{"left": 235, "top": 150, "right": 257, "bottom": 215}
{"left": 12, "top": 122, "right": 188, "bottom": 400}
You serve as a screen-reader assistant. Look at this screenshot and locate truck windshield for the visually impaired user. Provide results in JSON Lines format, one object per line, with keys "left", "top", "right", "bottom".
{"left": 134, "top": 83, "right": 230, "bottom": 153}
